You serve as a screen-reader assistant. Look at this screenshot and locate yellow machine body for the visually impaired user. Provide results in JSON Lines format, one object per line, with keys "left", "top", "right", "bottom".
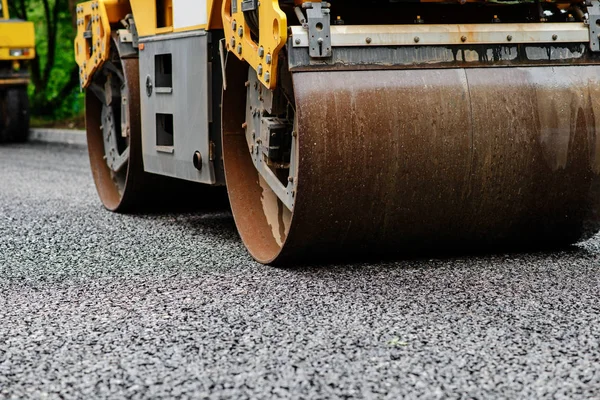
{"left": 75, "top": 0, "right": 285, "bottom": 88}
{"left": 0, "top": 0, "right": 35, "bottom": 63}
{"left": 75, "top": 0, "right": 225, "bottom": 88}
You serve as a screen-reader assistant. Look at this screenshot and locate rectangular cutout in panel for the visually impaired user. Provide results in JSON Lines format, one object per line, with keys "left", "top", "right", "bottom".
{"left": 156, "top": 113, "right": 174, "bottom": 147}
{"left": 155, "top": 53, "right": 173, "bottom": 89}
{"left": 156, "top": 0, "right": 173, "bottom": 28}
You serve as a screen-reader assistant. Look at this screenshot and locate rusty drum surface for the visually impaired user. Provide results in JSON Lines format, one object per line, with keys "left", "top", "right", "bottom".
{"left": 224, "top": 65, "right": 600, "bottom": 263}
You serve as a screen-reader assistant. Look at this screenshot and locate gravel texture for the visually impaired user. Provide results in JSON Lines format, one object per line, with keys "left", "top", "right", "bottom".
{"left": 1, "top": 143, "right": 600, "bottom": 399}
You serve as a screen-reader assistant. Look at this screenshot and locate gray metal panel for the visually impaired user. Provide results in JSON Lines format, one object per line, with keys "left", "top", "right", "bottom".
{"left": 138, "top": 30, "right": 215, "bottom": 184}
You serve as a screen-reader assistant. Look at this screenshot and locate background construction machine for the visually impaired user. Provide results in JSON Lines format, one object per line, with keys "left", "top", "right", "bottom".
{"left": 0, "top": 0, "right": 34, "bottom": 143}
{"left": 74, "top": 0, "right": 600, "bottom": 264}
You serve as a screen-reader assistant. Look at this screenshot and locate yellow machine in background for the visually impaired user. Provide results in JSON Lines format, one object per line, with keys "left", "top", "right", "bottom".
{"left": 75, "top": 0, "right": 600, "bottom": 264}
{"left": 0, "top": 0, "right": 35, "bottom": 142}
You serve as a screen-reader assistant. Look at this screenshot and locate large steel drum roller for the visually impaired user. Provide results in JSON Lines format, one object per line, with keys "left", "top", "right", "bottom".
{"left": 223, "top": 62, "right": 600, "bottom": 264}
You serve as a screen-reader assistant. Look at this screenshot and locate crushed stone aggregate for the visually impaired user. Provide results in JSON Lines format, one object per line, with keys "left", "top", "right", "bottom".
{"left": 1, "top": 143, "right": 600, "bottom": 399}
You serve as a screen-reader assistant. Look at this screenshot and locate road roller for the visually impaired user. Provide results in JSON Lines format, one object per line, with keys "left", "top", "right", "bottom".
{"left": 74, "top": 0, "right": 600, "bottom": 263}
{"left": 0, "top": 0, "right": 35, "bottom": 143}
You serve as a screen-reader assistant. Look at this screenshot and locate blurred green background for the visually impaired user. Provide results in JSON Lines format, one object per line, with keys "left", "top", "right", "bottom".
{"left": 9, "top": 0, "right": 84, "bottom": 128}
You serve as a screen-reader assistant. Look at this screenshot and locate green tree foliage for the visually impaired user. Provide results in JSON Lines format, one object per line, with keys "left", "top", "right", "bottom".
{"left": 9, "top": 0, "right": 83, "bottom": 120}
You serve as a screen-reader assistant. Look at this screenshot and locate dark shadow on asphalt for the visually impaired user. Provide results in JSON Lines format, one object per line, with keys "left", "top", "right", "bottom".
{"left": 119, "top": 205, "right": 600, "bottom": 273}
{"left": 115, "top": 203, "right": 600, "bottom": 272}
{"left": 272, "top": 241, "right": 600, "bottom": 272}
{"left": 107, "top": 182, "right": 231, "bottom": 216}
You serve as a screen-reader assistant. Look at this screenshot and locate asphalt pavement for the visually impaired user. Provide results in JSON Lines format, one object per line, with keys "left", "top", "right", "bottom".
{"left": 1, "top": 142, "right": 600, "bottom": 399}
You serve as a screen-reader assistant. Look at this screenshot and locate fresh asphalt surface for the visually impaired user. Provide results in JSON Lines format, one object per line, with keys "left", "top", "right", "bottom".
{"left": 1, "top": 143, "right": 600, "bottom": 399}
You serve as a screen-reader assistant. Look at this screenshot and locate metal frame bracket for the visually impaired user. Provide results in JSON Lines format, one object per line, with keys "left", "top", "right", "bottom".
{"left": 241, "top": 0, "right": 258, "bottom": 12}
{"left": 588, "top": 0, "right": 600, "bottom": 51}
{"left": 245, "top": 71, "right": 297, "bottom": 211}
{"left": 304, "top": 2, "right": 332, "bottom": 58}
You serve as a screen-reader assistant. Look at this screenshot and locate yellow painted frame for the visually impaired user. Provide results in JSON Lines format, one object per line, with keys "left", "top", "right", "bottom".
{"left": 74, "top": 1, "right": 111, "bottom": 88}
{"left": 2, "top": 0, "right": 8, "bottom": 19}
{"left": 222, "top": 0, "right": 287, "bottom": 89}
{"left": 129, "top": 0, "right": 170, "bottom": 36}
{"left": 129, "top": 0, "right": 222, "bottom": 36}
{"left": 74, "top": 0, "right": 131, "bottom": 88}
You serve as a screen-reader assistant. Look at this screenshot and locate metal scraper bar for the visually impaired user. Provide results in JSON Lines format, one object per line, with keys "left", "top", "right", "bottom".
{"left": 290, "top": 23, "right": 590, "bottom": 47}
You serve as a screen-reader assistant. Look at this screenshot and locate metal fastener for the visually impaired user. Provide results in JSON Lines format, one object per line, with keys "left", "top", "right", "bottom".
{"left": 461, "top": 36, "right": 467, "bottom": 42}
{"left": 230, "top": 37, "right": 236, "bottom": 48}
{"left": 265, "top": 72, "right": 270, "bottom": 83}
{"left": 552, "top": 34, "right": 558, "bottom": 41}
{"left": 266, "top": 54, "right": 272, "bottom": 65}
{"left": 366, "top": 37, "right": 372, "bottom": 44}
{"left": 258, "top": 46, "right": 264, "bottom": 57}
{"left": 257, "top": 64, "right": 263, "bottom": 76}
{"left": 232, "top": 20, "right": 237, "bottom": 31}
{"left": 414, "top": 36, "right": 420, "bottom": 43}
{"left": 193, "top": 151, "right": 203, "bottom": 171}
{"left": 295, "top": 38, "right": 301, "bottom": 45}
{"left": 238, "top": 26, "right": 243, "bottom": 37}
{"left": 507, "top": 35, "right": 512, "bottom": 41}
{"left": 236, "top": 44, "right": 242, "bottom": 54}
